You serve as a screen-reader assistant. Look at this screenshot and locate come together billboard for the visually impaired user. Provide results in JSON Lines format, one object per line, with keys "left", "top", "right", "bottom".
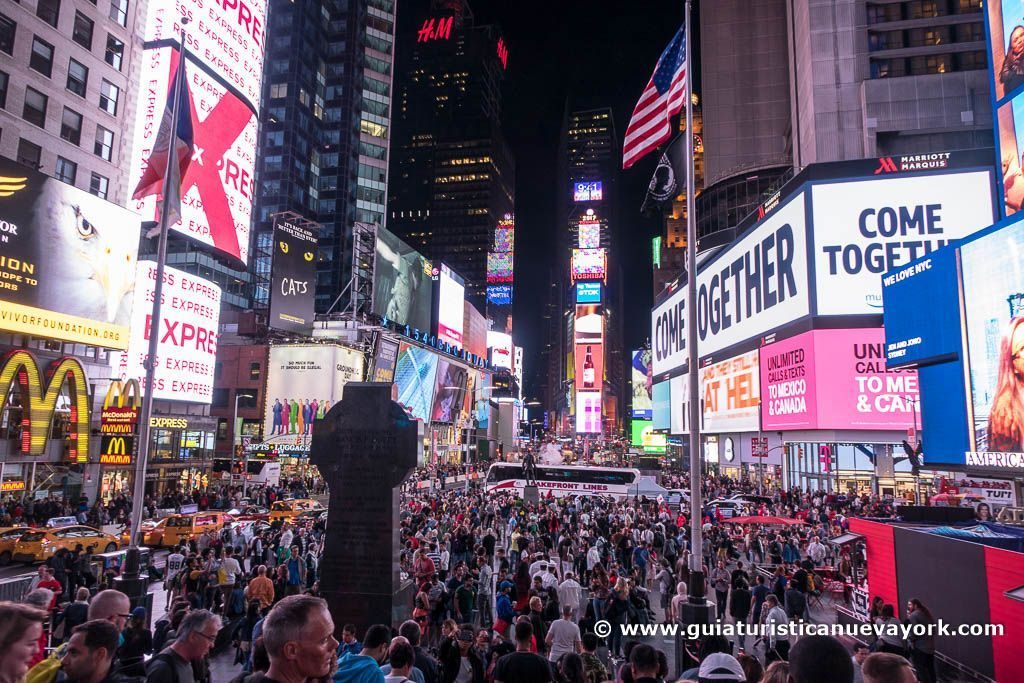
{"left": 129, "top": 0, "right": 267, "bottom": 264}
{"left": 0, "top": 158, "right": 140, "bottom": 348}
{"left": 263, "top": 345, "right": 365, "bottom": 445}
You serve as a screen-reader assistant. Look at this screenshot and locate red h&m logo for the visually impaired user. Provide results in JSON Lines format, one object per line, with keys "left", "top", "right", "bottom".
{"left": 418, "top": 16, "right": 454, "bottom": 42}
{"left": 874, "top": 157, "right": 899, "bottom": 174}
{"left": 497, "top": 37, "right": 508, "bottom": 70}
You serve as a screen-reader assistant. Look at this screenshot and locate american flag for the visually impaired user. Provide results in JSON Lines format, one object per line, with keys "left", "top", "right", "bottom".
{"left": 622, "top": 25, "right": 687, "bottom": 170}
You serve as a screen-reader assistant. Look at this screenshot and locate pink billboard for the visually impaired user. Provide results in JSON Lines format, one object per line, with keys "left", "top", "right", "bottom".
{"left": 760, "top": 329, "right": 919, "bottom": 431}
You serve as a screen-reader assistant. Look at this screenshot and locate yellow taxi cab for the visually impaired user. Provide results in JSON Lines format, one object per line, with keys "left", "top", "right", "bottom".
{"left": 13, "top": 525, "right": 120, "bottom": 563}
{"left": 269, "top": 499, "right": 324, "bottom": 524}
{"left": 119, "top": 518, "right": 169, "bottom": 548}
{"left": 159, "top": 512, "right": 233, "bottom": 548}
{"left": 0, "top": 527, "right": 31, "bottom": 565}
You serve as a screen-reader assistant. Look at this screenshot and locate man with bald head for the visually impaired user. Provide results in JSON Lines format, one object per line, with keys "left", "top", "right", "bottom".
{"left": 87, "top": 589, "right": 132, "bottom": 637}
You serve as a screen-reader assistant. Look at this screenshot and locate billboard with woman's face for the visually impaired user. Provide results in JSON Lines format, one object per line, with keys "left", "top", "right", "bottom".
{"left": 987, "top": 0, "right": 1024, "bottom": 103}
{"left": 961, "top": 218, "right": 1024, "bottom": 455}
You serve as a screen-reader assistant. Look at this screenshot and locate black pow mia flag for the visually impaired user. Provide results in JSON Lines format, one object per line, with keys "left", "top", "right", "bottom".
{"left": 641, "top": 134, "right": 688, "bottom": 215}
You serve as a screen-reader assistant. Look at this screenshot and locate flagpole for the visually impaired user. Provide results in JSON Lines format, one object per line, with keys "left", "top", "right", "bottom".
{"left": 683, "top": 0, "right": 705, "bottom": 604}
{"left": 127, "top": 20, "right": 189, "bottom": 554}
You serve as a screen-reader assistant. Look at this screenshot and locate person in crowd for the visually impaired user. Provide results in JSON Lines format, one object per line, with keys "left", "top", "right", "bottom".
{"left": 338, "top": 624, "right": 363, "bottom": 658}
{"left": 119, "top": 607, "right": 154, "bottom": 677}
{"left": 735, "top": 652, "right": 762, "bottom": 683}
{"left": 261, "top": 595, "right": 339, "bottom": 683}
{"left": 145, "top": 609, "right": 220, "bottom": 683}
{"left": 334, "top": 623, "right": 390, "bottom": 683}
{"left": 398, "top": 620, "right": 439, "bottom": 683}
{"left": 760, "top": 661, "right": 790, "bottom": 683}
{"left": 605, "top": 578, "right": 631, "bottom": 659}
{"left": 693, "top": 652, "right": 745, "bottom": 683}
{"left": 872, "top": 605, "right": 904, "bottom": 655}
{"left": 786, "top": 635, "right": 854, "bottom": 683}
{"left": 905, "top": 598, "right": 936, "bottom": 683}
{"left": 492, "top": 620, "right": 551, "bottom": 683}
{"left": 383, "top": 638, "right": 417, "bottom": 683}
{"left": 710, "top": 560, "right": 730, "bottom": 620}
{"left": 861, "top": 652, "right": 918, "bottom": 683}
{"left": 578, "top": 633, "right": 607, "bottom": 683}
{"left": 438, "top": 625, "right": 484, "bottom": 683}
{"left": 545, "top": 604, "right": 581, "bottom": 663}
{"left": 60, "top": 588, "right": 92, "bottom": 641}
{"left": 0, "top": 601, "right": 48, "bottom": 683}
{"left": 59, "top": 620, "right": 121, "bottom": 683}
{"left": 763, "top": 595, "right": 790, "bottom": 663}
{"left": 851, "top": 643, "right": 870, "bottom": 683}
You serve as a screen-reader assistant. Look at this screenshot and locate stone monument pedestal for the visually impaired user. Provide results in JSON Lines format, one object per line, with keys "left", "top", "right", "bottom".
{"left": 311, "top": 383, "right": 417, "bottom": 633}
{"left": 523, "top": 484, "right": 539, "bottom": 505}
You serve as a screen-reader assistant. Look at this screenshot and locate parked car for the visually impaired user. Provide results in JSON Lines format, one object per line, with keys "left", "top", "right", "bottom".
{"left": 13, "top": 525, "right": 120, "bottom": 563}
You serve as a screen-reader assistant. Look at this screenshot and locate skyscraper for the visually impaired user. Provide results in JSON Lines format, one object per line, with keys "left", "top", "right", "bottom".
{"left": 388, "top": 0, "right": 514, "bottom": 315}
{"left": 248, "top": 0, "right": 397, "bottom": 315}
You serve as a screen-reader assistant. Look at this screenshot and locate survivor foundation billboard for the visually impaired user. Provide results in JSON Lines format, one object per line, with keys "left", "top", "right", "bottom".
{"left": 0, "top": 158, "right": 140, "bottom": 348}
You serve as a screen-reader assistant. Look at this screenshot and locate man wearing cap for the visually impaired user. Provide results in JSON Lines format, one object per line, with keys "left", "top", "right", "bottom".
{"left": 696, "top": 652, "right": 746, "bottom": 683}
{"left": 438, "top": 625, "right": 484, "bottom": 683}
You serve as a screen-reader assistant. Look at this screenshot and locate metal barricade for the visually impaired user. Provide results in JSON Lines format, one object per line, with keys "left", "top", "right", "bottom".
{"left": 0, "top": 574, "right": 35, "bottom": 602}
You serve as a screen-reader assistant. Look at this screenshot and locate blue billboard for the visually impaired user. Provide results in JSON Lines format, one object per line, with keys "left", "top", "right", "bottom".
{"left": 882, "top": 247, "right": 962, "bottom": 368}
{"left": 487, "top": 284, "right": 513, "bottom": 306}
{"left": 576, "top": 282, "right": 602, "bottom": 304}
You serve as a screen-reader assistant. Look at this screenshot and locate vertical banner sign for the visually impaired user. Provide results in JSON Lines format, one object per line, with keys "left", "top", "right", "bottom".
{"left": 269, "top": 218, "right": 317, "bottom": 334}
{"left": 129, "top": 0, "right": 268, "bottom": 264}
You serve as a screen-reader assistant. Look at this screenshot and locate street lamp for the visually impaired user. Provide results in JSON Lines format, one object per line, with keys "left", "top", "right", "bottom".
{"left": 231, "top": 391, "right": 254, "bottom": 491}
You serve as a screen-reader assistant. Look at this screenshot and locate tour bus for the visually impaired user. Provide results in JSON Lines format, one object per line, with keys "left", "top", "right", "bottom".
{"left": 484, "top": 463, "right": 642, "bottom": 500}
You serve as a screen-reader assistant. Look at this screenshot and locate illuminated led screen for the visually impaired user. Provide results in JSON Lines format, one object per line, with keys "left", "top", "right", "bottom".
{"left": 487, "top": 252, "right": 514, "bottom": 283}
{"left": 579, "top": 221, "right": 600, "bottom": 248}
{"left": 571, "top": 249, "right": 607, "bottom": 281}
{"left": 573, "top": 181, "right": 603, "bottom": 202}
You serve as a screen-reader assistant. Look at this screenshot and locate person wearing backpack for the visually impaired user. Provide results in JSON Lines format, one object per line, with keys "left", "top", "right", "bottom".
{"left": 145, "top": 609, "right": 220, "bottom": 683}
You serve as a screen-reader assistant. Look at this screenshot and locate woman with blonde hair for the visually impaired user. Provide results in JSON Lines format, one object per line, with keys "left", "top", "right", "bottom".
{"left": 987, "top": 316, "right": 1024, "bottom": 452}
{"left": 605, "top": 577, "right": 631, "bottom": 659}
{"left": 0, "top": 601, "right": 48, "bottom": 683}
{"left": 760, "top": 660, "right": 789, "bottom": 683}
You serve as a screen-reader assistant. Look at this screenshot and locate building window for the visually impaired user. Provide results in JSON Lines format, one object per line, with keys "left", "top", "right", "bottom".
{"left": 249, "top": 362, "right": 261, "bottom": 380}
{"left": 36, "top": 0, "right": 60, "bottom": 27}
{"left": 22, "top": 87, "right": 48, "bottom": 128}
{"left": 94, "top": 125, "right": 113, "bottom": 160}
{"left": 99, "top": 79, "right": 119, "bottom": 115}
{"left": 66, "top": 58, "right": 88, "bottom": 96}
{"left": 60, "top": 107, "right": 82, "bottom": 145}
{"left": 0, "top": 70, "right": 7, "bottom": 109}
{"left": 89, "top": 171, "right": 108, "bottom": 199}
{"left": 0, "top": 14, "right": 15, "bottom": 55}
{"left": 954, "top": 50, "right": 986, "bottom": 71}
{"left": 104, "top": 34, "right": 123, "bottom": 69}
{"left": 72, "top": 11, "right": 94, "bottom": 49}
{"left": 108, "top": 0, "right": 128, "bottom": 27}
{"left": 269, "top": 82, "right": 288, "bottom": 98}
{"left": 30, "top": 37, "right": 55, "bottom": 78}
{"left": 55, "top": 157, "right": 77, "bottom": 184}
{"left": 17, "top": 138, "right": 42, "bottom": 168}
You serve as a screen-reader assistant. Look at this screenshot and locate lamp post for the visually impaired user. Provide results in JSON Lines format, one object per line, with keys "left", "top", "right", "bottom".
{"left": 231, "top": 391, "right": 254, "bottom": 488}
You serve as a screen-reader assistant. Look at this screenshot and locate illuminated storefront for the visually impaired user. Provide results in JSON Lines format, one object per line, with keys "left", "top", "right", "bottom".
{"left": 143, "top": 415, "right": 218, "bottom": 495}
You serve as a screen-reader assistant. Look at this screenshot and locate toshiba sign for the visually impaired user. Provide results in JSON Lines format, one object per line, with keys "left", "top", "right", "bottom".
{"left": 110, "top": 261, "right": 222, "bottom": 403}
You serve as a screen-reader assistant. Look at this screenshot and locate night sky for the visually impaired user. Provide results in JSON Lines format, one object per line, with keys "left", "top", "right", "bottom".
{"left": 396, "top": 1, "right": 694, "bottom": 398}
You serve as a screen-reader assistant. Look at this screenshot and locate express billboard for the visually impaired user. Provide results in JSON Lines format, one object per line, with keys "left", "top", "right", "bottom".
{"left": 651, "top": 194, "right": 809, "bottom": 376}
{"left": 631, "top": 349, "right": 652, "bottom": 419}
{"left": 110, "top": 261, "right": 221, "bottom": 403}
{"left": 435, "top": 264, "right": 465, "bottom": 348}
{"left": 269, "top": 217, "right": 317, "bottom": 335}
{"left": 263, "top": 344, "right": 365, "bottom": 443}
{"left": 810, "top": 172, "right": 995, "bottom": 315}
{"left": 759, "top": 328, "right": 919, "bottom": 431}
{"left": 0, "top": 158, "right": 140, "bottom": 349}
{"left": 701, "top": 350, "right": 760, "bottom": 433}
{"left": 393, "top": 342, "right": 438, "bottom": 422}
{"left": 882, "top": 248, "right": 962, "bottom": 368}
{"left": 373, "top": 226, "right": 433, "bottom": 332}
{"left": 129, "top": 32, "right": 263, "bottom": 264}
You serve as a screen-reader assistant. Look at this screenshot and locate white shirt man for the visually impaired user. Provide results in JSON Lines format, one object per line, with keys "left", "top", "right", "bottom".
{"left": 439, "top": 544, "right": 451, "bottom": 573}
{"left": 586, "top": 546, "right": 601, "bottom": 572}
{"left": 545, "top": 605, "right": 582, "bottom": 661}
{"left": 541, "top": 567, "right": 559, "bottom": 590}
{"left": 807, "top": 539, "right": 826, "bottom": 565}
{"left": 557, "top": 574, "right": 583, "bottom": 619}
{"left": 220, "top": 551, "right": 241, "bottom": 586}
{"left": 279, "top": 527, "right": 294, "bottom": 551}
{"left": 529, "top": 558, "right": 547, "bottom": 577}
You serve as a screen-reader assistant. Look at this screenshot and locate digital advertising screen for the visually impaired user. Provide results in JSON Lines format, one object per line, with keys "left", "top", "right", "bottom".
{"left": 0, "top": 157, "right": 141, "bottom": 349}
{"left": 631, "top": 349, "right": 653, "bottom": 419}
{"left": 810, "top": 172, "right": 995, "bottom": 315}
{"left": 571, "top": 248, "right": 607, "bottom": 281}
{"left": 986, "top": 0, "right": 1024, "bottom": 104}
{"left": 370, "top": 337, "right": 400, "bottom": 383}
{"left": 574, "top": 304, "right": 603, "bottom": 344}
{"left": 701, "top": 350, "right": 760, "bottom": 433}
{"left": 670, "top": 373, "right": 689, "bottom": 435}
{"left": 575, "top": 390, "right": 602, "bottom": 433}
{"left": 110, "top": 261, "right": 221, "bottom": 403}
{"left": 393, "top": 343, "right": 439, "bottom": 422}
{"left": 578, "top": 221, "right": 601, "bottom": 249}
{"left": 759, "top": 328, "right": 919, "bottom": 431}
{"left": 436, "top": 264, "right": 465, "bottom": 348}
{"left": 269, "top": 217, "right": 317, "bottom": 335}
{"left": 463, "top": 301, "right": 489, "bottom": 359}
{"left": 631, "top": 419, "right": 666, "bottom": 453}
{"left": 574, "top": 342, "right": 604, "bottom": 391}
{"left": 652, "top": 380, "right": 671, "bottom": 431}
{"left": 573, "top": 181, "right": 603, "bottom": 202}
{"left": 576, "top": 282, "right": 602, "bottom": 304}
{"left": 961, "top": 218, "right": 1024, "bottom": 460}
{"left": 494, "top": 226, "right": 514, "bottom": 253}
{"left": 998, "top": 96, "right": 1024, "bottom": 217}
{"left": 487, "top": 285, "right": 513, "bottom": 306}
{"left": 432, "top": 359, "right": 468, "bottom": 423}
{"left": 488, "top": 331, "right": 513, "bottom": 370}
{"left": 486, "top": 252, "right": 514, "bottom": 283}
{"left": 129, "top": 23, "right": 264, "bottom": 265}
{"left": 262, "top": 345, "right": 364, "bottom": 444}
{"left": 373, "top": 227, "right": 434, "bottom": 332}
{"left": 882, "top": 248, "right": 962, "bottom": 368}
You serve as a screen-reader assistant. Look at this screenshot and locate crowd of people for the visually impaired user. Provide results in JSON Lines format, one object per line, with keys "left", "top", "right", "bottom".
{"left": 0, "top": 455, "right": 947, "bottom": 683}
